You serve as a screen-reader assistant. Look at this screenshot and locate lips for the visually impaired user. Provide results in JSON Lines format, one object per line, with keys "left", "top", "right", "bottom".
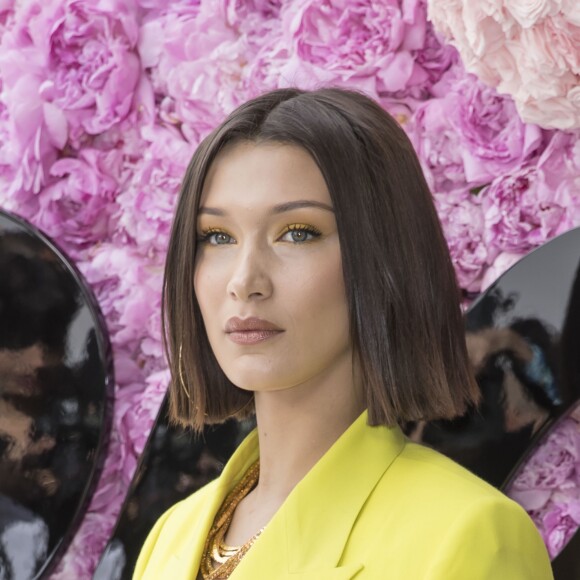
{"left": 225, "top": 317, "right": 284, "bottom": 345}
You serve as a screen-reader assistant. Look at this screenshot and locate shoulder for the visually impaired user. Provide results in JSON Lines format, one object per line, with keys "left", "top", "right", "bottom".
{"left": 391, "top": 439, "right": 508, "bottom": 500}
{"left": 356, "top": 440, "right": 553, "bottom": 579}
{"left": 386, "top": 439, "right": 538, "bottom": 526}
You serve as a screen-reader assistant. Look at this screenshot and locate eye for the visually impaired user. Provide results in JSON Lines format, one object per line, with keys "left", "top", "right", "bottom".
{"left": 278, "top": 224, "right": 322, "bottom": 244}
{"left": 198, "top": 229, "right": 235, "bottom": 245}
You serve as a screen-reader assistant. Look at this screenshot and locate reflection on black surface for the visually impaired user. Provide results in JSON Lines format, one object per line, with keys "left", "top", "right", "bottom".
{"left": 94, "top": 405, "right": 254, "bottom": 580}
{"left": 408, "top": 229, "right": 580, "bottom": 491}
{"left": 408, "top": 297, "right": 562, "bottom": 487}
{"left": 0, "top": 211, "right": 113, "bottom": 579}
{"left": 552, "top": 526, "right": 580, "bottom": 579}
{"left": 97, "top": 227, "right": 580, "bottom": 579}
{"left": 408, "top": 227, "right": 580, "bottom": 577}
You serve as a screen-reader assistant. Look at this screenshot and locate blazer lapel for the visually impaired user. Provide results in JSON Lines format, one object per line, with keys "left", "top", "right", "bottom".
{"left": 162, "top": 431, "right": 261, "bottom": 579}
{"left": 230, "top": 410, "right": 406, "bottom": 579}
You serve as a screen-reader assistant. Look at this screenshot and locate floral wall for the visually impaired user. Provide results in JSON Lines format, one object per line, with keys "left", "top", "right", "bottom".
{"left": 0, "top": 0, "right": 578, "bottom": 577}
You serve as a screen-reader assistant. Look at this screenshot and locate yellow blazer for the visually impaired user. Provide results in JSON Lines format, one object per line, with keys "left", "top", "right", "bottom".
{"left": 134, "top": 411, "right": 553, "bottom": 579}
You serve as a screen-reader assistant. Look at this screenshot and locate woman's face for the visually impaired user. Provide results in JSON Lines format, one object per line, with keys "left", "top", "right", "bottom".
{"left": 194, "top": 142, "right": 353, "bottom": 395}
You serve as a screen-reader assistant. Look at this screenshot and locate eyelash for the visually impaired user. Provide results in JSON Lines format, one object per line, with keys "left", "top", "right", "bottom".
{"left": 279, "top": 223, "right": 322, "bottom": 242}
{"left": 197, "top": 224, "right": 322, "bottom": 245}
{"left": 197, "top": 228, "right": 233, "bottom": 245}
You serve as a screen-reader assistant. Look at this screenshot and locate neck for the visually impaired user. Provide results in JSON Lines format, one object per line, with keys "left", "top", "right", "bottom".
{"left": 252, "top": 353, "right": 365, "bottom": 505}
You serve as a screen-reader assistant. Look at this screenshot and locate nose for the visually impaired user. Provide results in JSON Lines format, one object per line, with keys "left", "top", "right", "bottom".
{"left": 226, "top": 245, "right": 273, "bottom": 302}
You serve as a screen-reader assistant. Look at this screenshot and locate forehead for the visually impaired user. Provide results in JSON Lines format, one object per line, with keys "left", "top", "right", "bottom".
{"left": 200, "top": 142, "right": 332, "bottom": 209}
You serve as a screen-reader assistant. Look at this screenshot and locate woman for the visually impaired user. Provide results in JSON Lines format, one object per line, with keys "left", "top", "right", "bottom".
{"left": 134, "top": 88, "right": 553, "bottom": 579}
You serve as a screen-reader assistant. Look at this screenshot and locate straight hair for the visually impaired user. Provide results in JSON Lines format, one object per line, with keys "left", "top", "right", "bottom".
{"left": 163, "top": 87, "right": 480, "bottom": 432}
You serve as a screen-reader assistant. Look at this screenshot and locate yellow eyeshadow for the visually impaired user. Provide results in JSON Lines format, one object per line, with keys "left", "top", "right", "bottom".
{"left": 278, "top": 223, "right": 322, "bottom": 235}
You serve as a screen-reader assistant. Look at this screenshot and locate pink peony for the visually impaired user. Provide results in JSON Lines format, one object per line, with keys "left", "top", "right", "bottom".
{"left": 33, "top": 149, "right": 123, "bottom": 254}
{"left": 139, "top": 1, "right": 249, "bottom": 144}
{"left": 506, "top": 410, "right": 580, "bottom": 557}
{"left": 0, "top": 63, "right": 60, "bottom": 197}
{"left": 118, "top": 370, "right": 169, "bottom": 460}
{"left": 0, "top": 1, "right": 14, "bottom": 40}
{"left": 409, "top": 91, "right": 464, "bottom": 192}
{"left": 116, "top": 124, "right": 192, "bottom": 256}
{"left": 482, "top": 166, "right": 567, "bottom": 255}
{"left": 409, "top": 69, "right": 543, "bottom": 192}
{"left": 435, "top": 189, "right": 488, "bottom": 292}
{"left": 536, "top": 130, "right": 580, "bottom": 232}
{"left": 0, "top": 0, "right": 141, "bottom": 202}
{"left": 509, "top": 420, "right": 580, "bottom": 492}
{"left": 428, "top": 0, "right": 580, "bottom": 129}
{"left": 480, "top": 251, "right": 524, "bottom": 291}
{"left": 285, "top": 0, "right": 426, "bottom": 92}
{"left": 412, "top": 21, "right": 458, "bottom": 95}
{"left": 80, "top": 244, "right": 164, "bottom": 355}
{"left": 481, "top": 128, "right": 580, "bottom": 257}
{"left": 244, "top": 0, "right": 457, "bottom": 100}
{"left": 542, "top": 501, "right": 580, "bottom": 558}
{"left": 222, "top": 0, "right": 282, "bottom": 29}
{"left": 3, "top": 0, "right": 141, "bottom": 148}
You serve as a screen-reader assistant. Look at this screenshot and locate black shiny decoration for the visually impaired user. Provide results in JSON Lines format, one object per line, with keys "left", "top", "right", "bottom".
{"left": 0, "top": 210, "right": 114, "bottom": 579}
{"left": 94, "top": 408, "right": 254, "bottom": 580}
{"left": 98, "top": 227, "right": 580, "bottom": 579}
{"left": 409, "top": 226, "right": 580, "bottom": 578}
{"left": 410, "top": 228, "right": 580, "bottom": 487}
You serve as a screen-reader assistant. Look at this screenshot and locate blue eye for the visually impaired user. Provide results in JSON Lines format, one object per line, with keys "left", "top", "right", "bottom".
{"left": 199, "top": 230, "right": 235, "bottom": 245}
{"left": 279, "top": 225, "right": 321, "bottom": 243}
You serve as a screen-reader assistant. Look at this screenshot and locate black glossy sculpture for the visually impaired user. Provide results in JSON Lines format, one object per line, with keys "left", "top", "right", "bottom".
{"left": 412, "top": 228, "right": 580, "bottom": 489}
{"left": 411, "top": 227, "right": 580, "bottom": 580}
{"left": 94, "top": 413, "right": 254, "bottom": 580}
{"left": 97, "top": 227, "right": 580, "bottom": 579}
{"left": 0, "top": 210, "right": 114, "bottom": 579}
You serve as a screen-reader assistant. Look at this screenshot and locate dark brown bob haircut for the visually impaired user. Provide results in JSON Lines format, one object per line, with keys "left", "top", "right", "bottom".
{"left": 163, "top": 87, "right": 480, "bottom": 432}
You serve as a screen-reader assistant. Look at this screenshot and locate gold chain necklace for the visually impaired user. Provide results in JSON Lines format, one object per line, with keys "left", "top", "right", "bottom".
{"left": 200, "top": 461, "right": 262, "bottom": 579}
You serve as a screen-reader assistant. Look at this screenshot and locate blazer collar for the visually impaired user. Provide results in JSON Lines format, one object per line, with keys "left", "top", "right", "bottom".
{"left": 221, "top": 409, "right": 406, "bottom": 578}
{"left": 180, "top": 428, "right": 261, "bottom": 576}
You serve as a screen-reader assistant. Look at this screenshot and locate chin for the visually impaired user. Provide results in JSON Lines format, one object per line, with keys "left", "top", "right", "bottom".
{"left": 226, "top": 369, "right": 290, "bottom": 394}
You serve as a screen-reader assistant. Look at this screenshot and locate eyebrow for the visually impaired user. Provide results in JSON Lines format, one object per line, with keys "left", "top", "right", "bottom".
{"left": 198, "top": 200, "right": 335, "bottom": 216}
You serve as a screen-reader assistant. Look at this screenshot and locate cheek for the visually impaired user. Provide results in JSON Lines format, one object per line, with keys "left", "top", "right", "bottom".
{"left": 193, "top": 256, "right": 224, "bottom": 321}
{"left": 287, "top": 247, "right": 349, "bottom": 333}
